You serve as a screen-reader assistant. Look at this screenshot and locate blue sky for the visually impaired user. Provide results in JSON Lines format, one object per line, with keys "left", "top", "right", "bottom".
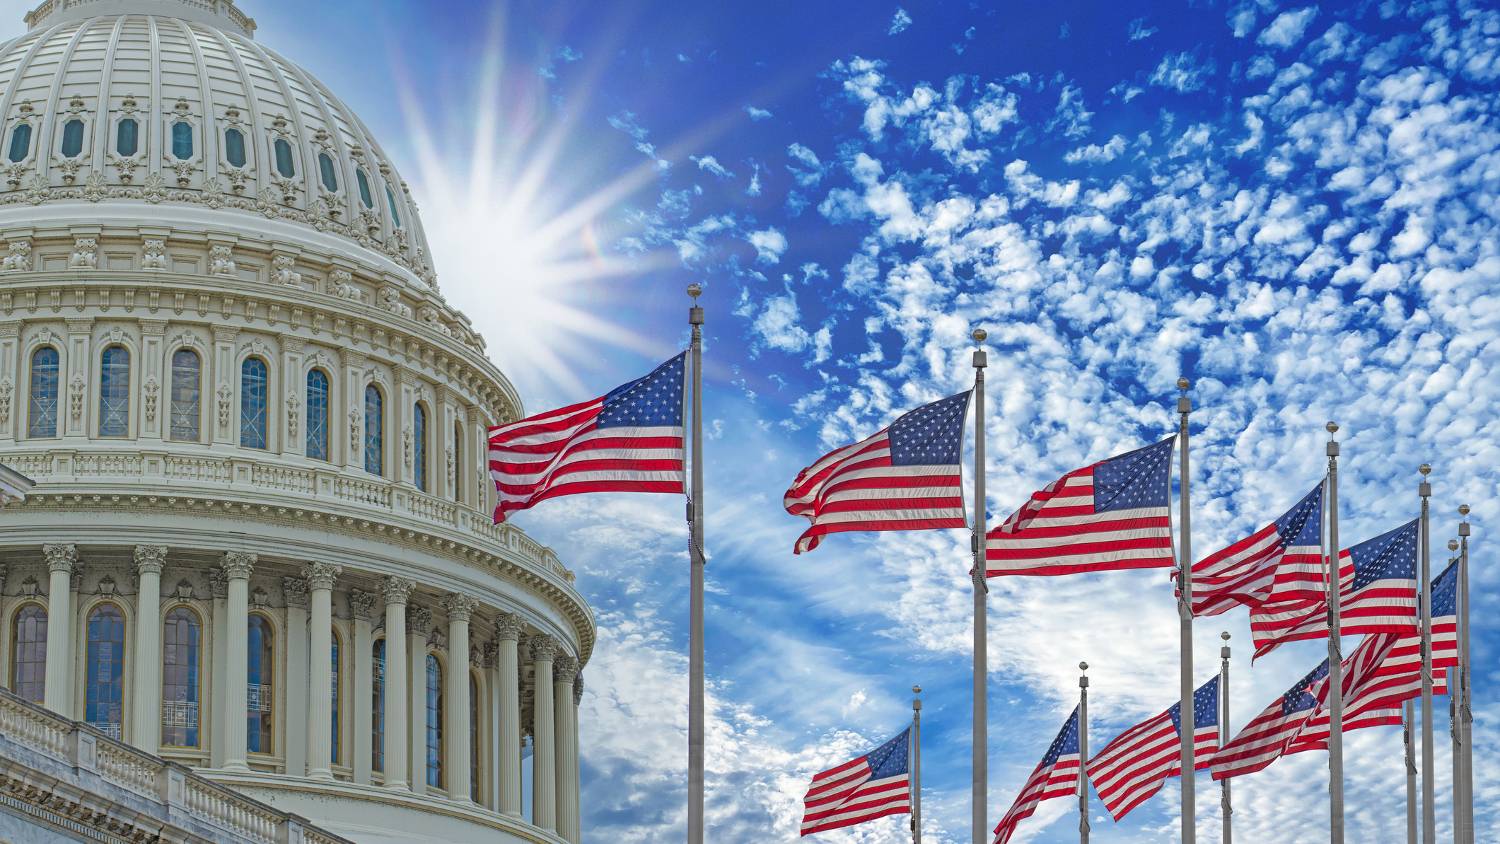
{"left": 8, "top": 0, "right": 1496, "bottom": 840}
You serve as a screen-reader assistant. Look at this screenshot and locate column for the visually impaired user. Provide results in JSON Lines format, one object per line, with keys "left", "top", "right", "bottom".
{"left": 279, "top": 337, "right": 304, "bottom": 459}
{"left": 380, "top": 577, "right": 412, "bottom": 790}
{"left": 305, "top": 563, "right": 341, "bottom": 781}
{"left": 530, "top": 634, "right": 558, "bottom": 832}
{"left": 340, "top": 350, "right": 366, "bottom": 470}
{"left": 349, "top": 589, "right": 376, "bottom": 784}
{"left": 407, "top": 605, "right": 432, "bottom": 795}
{"left": 221, "top": 552, "right": 255, "bottom": 772}
{"left": 282, "top": 576, "right": 310, "bottom": 778}
{"left": 63, "top": 319, "right": 91, "bottom": 440}
{"left": 571, "top": 675, "right": 584, "bottom": 838}
{"left": 443, "top": 594, "right": 477, "bottom": 802}
{"left": 496, "top": 613, "right": 523, "bottom": 816}
{"left": 42, "top": 544, "right": 77, "bottom": 712}
{"left": 396, "top": 369, "right": 419, "bottom": 487}
{"left": 553, "top": 656, "right": 579, "bottom": 843}
{"left": 208, "top": 569, "right": 228, "bottom": 768}
{"left": 130, "top": 545, "right": 167, "bottom": 750}
{"left": 210, "top": 326, "right": 238, "bottom": 446}
{"left": 483, "top": 640, "right": 501, "bottom": 810}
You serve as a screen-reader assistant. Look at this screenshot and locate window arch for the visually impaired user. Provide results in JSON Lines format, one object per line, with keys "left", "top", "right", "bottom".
{"left": 10, "top": 604, "right": 46, "bottom": 703}
{"left": 240, "top": 357, "right": 268, "bottom": 449}
{"left": 413, "top": 402, "right": 429, "bottom": 492}
{"left": 99, "top": 345, "right": 131, "bottom": 437}
{"left": 385, "top": 184, "right": 403, "bottom": 228}
{"left": 331, "top": 630, "right": 343, "bottom": 765}
{"left": 318, "top": 152, "right": 338, "bottom": 193}
{"left": 372, "top": 637, "right": 385, "bottom": 773}
{"left": 273, "top": 138, "right": 295, "bottom": 178}
{"left": 116, "top": 118, "right": 138, "bottom": 157}
{"left": 224, "top": 128, "right": 247, "bottom": 168}
{"left": 469, "top": 671, "right": 480, "bottom": 801}
{"left": 28, "top": 346, "right": 59, "bottom": 438}
{"left": 355, "top": 168, "right": 374, "bottom": 209}
{"left": 7, "top": 123, "right": 31, "bottom": 162}
{"left": 161, "top": 606, "right": 202, "bottom": 747}
{"left": 425, "top": 654, "right": 443, "bottom": 789}
{"left": 60, "top": 119, "right": 84, "bottom": 158}
{"left": 169, "top": 349, "right": 201, "bottom": 442}
{"left": 247, "top": 614, "right": 274, "bottom": 754}
{"left": 171, "top": 121, "right": 193, "bottom": 160}
{"left": 85, "top": 603, "right": 126, "bottom": 739}
{"left": 364, "top": 384, "right": 384, "bottom": 476}
{"left": 306, "top": 369, "right": 330, "bottom": 461}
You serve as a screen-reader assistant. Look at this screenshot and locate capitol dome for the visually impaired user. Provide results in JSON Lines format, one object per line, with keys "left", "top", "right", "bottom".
{"left": 0, "top": 2, "right": 591, "bottom": 843}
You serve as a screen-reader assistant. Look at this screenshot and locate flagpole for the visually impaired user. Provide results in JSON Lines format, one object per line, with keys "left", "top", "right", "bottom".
{"left": 1448, "top": 537, "right": 1461, "bottom": 844}
{"left": 1419, "top": 463, "right": 1434, "bottom": 844}
{"left": 1176, "top": 377, "right": 1196, "bottom": 844}
{"left": 686, "top": 283, "right": 706, "bottom": 844}
{"left": 971, "top": 327, "right": 988, "bottom": 844}
{"left": 1325, "top": 422, "right": 1344, "bottom": 844}
{"left": 912, "top": 684, "right": 923, "bottom": 844}
{"left": 1405, "top": 698, "right": 1418, "bottom": 844}
{"left": 1078, "top": 661, "right": 1090, "bottom": 844}
{"left": 1457, "top": 505, "right": 1472, "bottom": 844}
{"left": 1219, "top": 631, "right": 1231, "bottom": 844}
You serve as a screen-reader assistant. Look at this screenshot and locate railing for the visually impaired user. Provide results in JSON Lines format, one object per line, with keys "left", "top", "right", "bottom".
{"left": 163, "top": 699, "right": 199, "bottom": 727}
{"left": 247, "top": 683, "right": 273, "bottom": 713}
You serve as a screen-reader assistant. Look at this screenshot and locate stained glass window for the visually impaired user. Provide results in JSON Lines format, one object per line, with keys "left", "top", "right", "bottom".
{"left": 99, "top": 345, "right": 130, "bottom": 437}
{"left": 10, "top": 604, "right": 46, "bottom": 703}
{"left": 247, "top": 614, "right": 274, "bottom": 754}
{"left": 169, "top": 349, "right": 201, "bottom": 442}
{"left": 364, "top": 385, "right": 383, "bottom": 476}
{"left": 28, "top": 347, "right": 58, "bottom": 438}
{"left": 240, "top": 357, "right": 268, "bottom": 449}
{"left": 85, "top": 604, "right": 126, "bottom": 740}
{"left": 161, "top": 607, "right": 201, "bottom": 747}
{"left": 425, "top": 655, "right": 443, "bottom": 789}
{"left": 306, "top": 369, "right": 329, "bottom": 460}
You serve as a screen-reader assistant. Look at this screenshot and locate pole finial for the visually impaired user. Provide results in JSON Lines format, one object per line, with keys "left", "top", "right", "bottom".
{"left": 1448, "top": 539, "right": 1459, "bottom": 552}
{"left": 1459, "top": 504, "right": 1470, "bottom": 517}
{"left": 1079, "top": 661, "right": 1088, "bottom": 672}
{"left": 1419, "top": 463, "right": 1432, "bottom": 477}
{"left": 1177, "top": 377, "right": 1189, "bottom": 392}
{"left": 1221, "top": 631, "right": 1231, "bottom": 641}
{"left": 972, "top": 327, "right": 987, "bottom": 343}
{"left": 687, "top": 282, "right": 702, "bottom": 299}
{"left": 1326, "top": 421, "right": 1339, "bottom": 435}
{"left": 913, "top": 684, "right": 922, "bottom": 695}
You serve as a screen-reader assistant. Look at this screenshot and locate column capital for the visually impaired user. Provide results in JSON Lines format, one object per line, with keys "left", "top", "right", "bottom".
{"left": 221, "top": 551, "right": 255, "bottom": 580}
{"left": 481, "top": 640, "right": 499, "bottom": 668}
{"left": 302, "top": 562, "right": 342, "bottom": 591}
{"left": 442, "top": 592, "right": 479, "bottom": 623}
{"left": 529, "top": 634, "right": 559, "bottom": 662}
{"left": 348, "top": 589, "right": 377, "bottom": 621}
{"left": 282, "top": 576, "right": 310, "bottom": 609}
{"left": 43, "top": 543, "right": 77, "bottom": 574}
{"left": 553, "top": 655, "right": 578, "bottom": 685}
{"left": 382, "top": 575, "right": 414, "bottom": 606}
{"left": 573, "top": 674, "right": 584, "bottom": 706}
{"left": 134, "top": 544, "right": 167, "bottom": 575}
{"left": 495, "top": 611, "right": 524, "bottom": 641}
{"left": 207, "top": 568, "right": 227, "bottom": 599}
{"left": 406, "top": 605, "right": 433, "bottom": 636}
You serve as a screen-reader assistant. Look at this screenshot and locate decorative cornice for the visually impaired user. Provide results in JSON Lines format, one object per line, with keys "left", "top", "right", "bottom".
{"left": 381, "top": 575, "right": 413, "bottom": 606}
{"left": 301, "top": 561, "right": 342, "bottom": 591}
{"left": 529, "top": 634, "right": 558, "bottom": 663}
{"left": 43, "top": 543, "right": 77, "bottom": 574}
{"left": 281, "top": 576, "right": 309, "bottom": 609}
{"left": 494, "top": 611, "right": 524, "bottom": 642}
{"left": 133, "top": 544, "right": 167, "bottom": 575}
{"left": 348, "top": 588, "right": 376, "bottom": 621}
{"left": 220, "top": 551, "right": 255, "bottom": 580}
{"left": 442, "top": 592, "right": 478, "bottom": 623}
{"left": 405, "top": 605, "right": 433, "bottom": 636}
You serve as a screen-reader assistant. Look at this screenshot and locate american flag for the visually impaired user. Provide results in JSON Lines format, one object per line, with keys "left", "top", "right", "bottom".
{"left": 986, "top": 437, "right": 1176, "bottom": 577}
{"left": 1210, "top": 659, "right": 1329, "bottom": 780}
{"left": 1250, "top": 519, "right": 1419, "bottom": 659}
{"left": 487, "top": 354, "right": 685, "bottom": 523}
{"left": 1088, "top": 676, "right": 1220, "bottom": 821}
{"left": 994, "top": 707, "right": 1081, "bottom": 844}
{"left": 1181, "top": 484, "right": 1323, "bottom": 616}
{"left": 784, "top": 392, "right": 970, "bottom": 554}
{"left": 1285, "top": 631, "right": 1409, "bottom": 754}
{"left": 799, "top": 727, "right": 911, "bottom": 836}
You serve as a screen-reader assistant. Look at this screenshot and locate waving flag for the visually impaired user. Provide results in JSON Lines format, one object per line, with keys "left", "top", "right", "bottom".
{"left": 1181, "top": 484, "right": 1323, "bottom": 615}
{"left": 800, "top": 728, "right": 911, "bottom": 836}
{"left": 487, "top": 354, "right": 686, "bottom": 523}
{"left": 784, "top": 392, "right": 970, "bottom": 554}
{"left": 1211, "top": 659, "right": 1329, "bottom": 780}
{"left": 986, "top": 437, "right": 1176, "bottom": 577}
{"left": 994, "top": 707, "right": 1081, "bottom": 844}
{"left": 1250, "top": 519, "right": 1419, "bottom": 658}
{"left": 1089, "top": 677, "right": 1220, "bottom": 821}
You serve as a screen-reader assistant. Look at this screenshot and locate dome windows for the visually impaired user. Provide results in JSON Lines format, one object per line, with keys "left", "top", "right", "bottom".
{"left": 85, "top": 603, "right": 127, "bottom": 740}
{"left": 413, "top": 402, "right": 429, "bottom": 492}
{"left": 10, "top": 604, "right": 46, "bottom": 704}
{"left": 306, "top": 369, "right": 330, "bottom": 461}
{"left": 240, "top": 357, "right": 269, "bottom": 450}
{"left": 28, "top": 346, "right": 59, "bottom": 438}
{"left": 171, "top": 121, "right": 193, "bottom": 160}
{"left": 116, "top": 118, "right": 139, "bottom": 157}
{"left": 364, "top": 384, "right": 384, "bottom": 476}
{"left": 7, "top": 122, "right": 31, "bottom": 163}
{"left": 386, "top": 185, "right": 403, "bottom": 228}
{"left": 356, "top": 168, "right": 374, "bottom": 209}
{"left": 60, "top": 119, "right": 84, "bottom": 158}
{"left": 318, "top": 152, "right": 338, "bottom": 193}
{"left": 224, "top": 127, "right": 247, "bottom": 168}
{"left": 161, "top": 607, "right": 203, "bottom": 748}
{"left": 169, "top": 349, "right": 201, "bottom": 443}
{"left": 98, "top": 345, "right": 131, "bottom": 437}
{"left": 273, "top": 138, "right": 296, "bottom": 178}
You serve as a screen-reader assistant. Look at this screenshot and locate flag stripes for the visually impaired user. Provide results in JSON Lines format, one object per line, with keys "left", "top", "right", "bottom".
{"left": 1183, "top": 483, "right": 1323, "bottom": 615}
{"left": 994, "top": 707, "right": 1081, "bottom": 844}
{"left": 800, "top": 728, "right": 911, "bottom": 836}
{"left": 1089, "top": 677, "right": 1219, "bottom": 821}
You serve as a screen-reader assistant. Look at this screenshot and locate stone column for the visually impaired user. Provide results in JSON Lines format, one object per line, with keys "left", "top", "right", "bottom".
{"left": 572, "top": 675, "right": 584, "bottom": 839}
{"left": 130, "top": 545, "right": 167, "bottom": 750}
{"left": 208, "top": 569, "right": 228, "bottom": 768}
{"left": 483, "top": 640, "right": 501, "bottom": 810}
{"left": 553, "top": 656, "right": 579, "bottom": 843}
{"left": 282, "top": 576, "right": 310, "bottom": 778}
{"left": 42, "top": 544, "right": 77, "bottom": 713}
{"left": 407, "top": 604, "right": 432, "bottom": 795}
{"left": 380, "top": 577, "right": 412, "bottom": 790}
{"left": 349, "top": 589, "right": 376, "bottom": 785}
{"left": 443, "top": 594, "right": 477, "bottom": 801}
{"left": 221, "top": 552, "right": 255, "bottom": 772}
{"left": 496, "top": 613, "right": 523, "bottom": 816}
{"left": 305, "top": 563, "right": 341, "bottom": 781}
{"left": 530, "top": 634, "right": 558, "bottom": 831}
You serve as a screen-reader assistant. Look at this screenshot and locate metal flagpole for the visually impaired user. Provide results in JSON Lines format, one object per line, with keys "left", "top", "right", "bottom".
{"left": 1220, "top": 632, "right": 1231, "bottom": 844}
{"left": 912, "top": 685, "right": 922, "bottom": 844}
{"left": 686, "top": 284, "right": 706, "bottom": 844}
{"left": 1079, "top": 662, "right": 1090, "bottom": 844}
{"left": 1448, "top": 537, "right": 1461, "bottom": 844}
{"left": 1457, "top": 505, "right": 1473, "bottom": 844}
{"left": 971, "top": 328, "right": 988, "bottom": 844}
{"left": 1325, "top": 423, "right": 1344, "bottom": 844}
{"left": 1176, "top": 377, "right": 1196, "bottom": 844}
{"left": 1419, "top": 463, "right": 1435, "bottom": 844}
{"left": 1405, "top": 698, "right": 1418, "bottom": 844}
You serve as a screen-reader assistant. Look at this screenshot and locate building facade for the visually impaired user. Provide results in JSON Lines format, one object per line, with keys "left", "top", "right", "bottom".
{"left": 0, "top": 2, "right": 592, "bottom": 842}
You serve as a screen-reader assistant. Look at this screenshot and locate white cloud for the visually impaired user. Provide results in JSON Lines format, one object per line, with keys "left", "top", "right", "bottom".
{"left": 747, "top": 227, "right": 789, "bottom": 264}
{"left": 1258, "top": 7, "right": 1318, "bottom": 50}
{"left": 1064, "top": 134, "right": 1127, "bottom": 164}
{"left": 690, "top": 154, "right": 734, "bottom": 179}
{"left": 1128, "top": 17, "right": 1159, "bottom": 41}
{"left": 888, "top": 7, "right": 912, "bottom": 35}
{"left": 1150, "top": 51, "right": 1215, "bottom": 93}
{"left": 744, "top": 105, "right": 773, "bottom": 121}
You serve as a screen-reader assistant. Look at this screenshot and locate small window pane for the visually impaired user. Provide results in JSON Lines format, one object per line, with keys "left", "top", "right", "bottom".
{"left": 60, "top": 119, "right": 84, "bottom": 158}
{"left": 10, "top": 605, "right": 47, "bottom": 704}
{"left": 86, "top": 604, "right": 126, "bottom": 740}
{"left": 248, "top": 615, "right": 274, "bottom": 754}
{"left": 28, "top": 347, "right": 58, "bottom": 438}
{"left": 274, "top": 138, "right": 295, "bottom": 178}
{"left": 7, "top": 123, "right": 31, "bottom": 162}
{"left": 99, "top": 345, "right": 131, "bottom": 437}
{"left": 162, "top": 607, "right": 202, "bottom": 747}
{"left": 225, "top": 128, "right": 246, "bottom": 168}
{"left": 364, "top": 385, "right": 383, "bottom": 476}
{"left": 171, "top": 121, "right": 193, "bottom": 160}
{"left": 413, "top": 403, "right": 428, "bottom": 492}
{"left": 306, "top": 369, "right": 329, "bottom": 460}
{"left": 372, "top": 638, "right": 385, "bottom": 773}
{"left": 116, "top": 118, "right": 138, "bottom": 157}
{"left": 386, "top": 185, "right": 402, "bottom": 228}
{"left": 240, "top": 357, "right": 268, "bottom": 449}
{"left": 356, "top": 169, "right": 374, "bottom": 208}
{"left": 318, "top": 152, "right": 338, "bottom": 192}
{"left": 169, "top": 349, "right": 201, "bottom": 442}
{"left": 425, "top": 655, "right": 443, "bottom": 789}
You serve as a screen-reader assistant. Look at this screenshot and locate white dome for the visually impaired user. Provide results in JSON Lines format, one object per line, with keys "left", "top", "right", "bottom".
{"left": 1, "top": 0, "right": 436, "bottom": 288}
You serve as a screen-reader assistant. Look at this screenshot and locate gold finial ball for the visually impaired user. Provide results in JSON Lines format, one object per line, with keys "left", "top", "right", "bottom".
{"left": 1326, "top": 421, "right": 1339, "bottom": 434}
{"left": 1420, "top": 463, "right": 1432, "bottom": 476}
{"left": 1221, "top": 631, "right": 1231, "bottom": 641}
{"left": 972, "top": 328, "right": 987, "bottom": 343}
{"left": 1079, "top": 661, "right": 1088, "bottom": 672}
{"left": 1177, "top": 377, "right": 1190, "bottom": 391}
{"left": 686, "top": 283, "right": 702, "bottom": 299}
{"left": 1449, "top": 539, "right": 1459, "bottom": 552}
{"left": 912, "top": 684, "right": 922, "bottom": 695}
{"left": 1460, "top": 504, "right": 1470, "bottom": 517}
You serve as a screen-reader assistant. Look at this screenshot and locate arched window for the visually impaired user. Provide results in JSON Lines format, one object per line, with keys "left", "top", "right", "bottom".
{"left": 318, "top": 152, "right": 338, "bottom": 193}
{"left": 10, "top": 604, "right": 46, "bottom": 703}
{"left": 413, "top": 403, "right": 428, "bottom": 492}
{"left": 171, "top": 121, "right": 193, "bottom": 160}
{"left": 452, "top": 421, "right": 463, "bottom": 502}
{"left": 372, "top": 637, "right": 385, "bottom": 773}
{"left": 364, "top": 385, "right": 383, "bottom": 476}
{"left": 248, "top": 614, "right": 274, "bottom": 754}
{"left": 356, "top": 168, "right": 374, "bottom": 209}
{"left": 7, "top": 123, "right": 31, "bottom": 162}
{"left": 60, "top": 119, "right": 84, "bottom": 158}
{"left": 386, "top": 185, "right": 403, "bottom": 228}
{"left": 28, "top": 347, "right": 59, "bottom": 438}
{"left": 331, "top": 632, "right": 343, "bottom": 765}
{"left": 240, "top": 357, "right": 268, "bottom": 449}
{"left": 224, "top": 128, "right": 247, "bottom": 168}
{"left": 425, "top": 654, "right": 443, "bottom": 789}
{"left": 306, "top": 369, "right": 330, "bottom": 460}
{"left": 116, "top": 118, "right": 138, "bottom": 157}
{"left": 85, "top": 603, "right": 126, "bottom": 739}
{"left": 98, "top": 345, "right": 131, "bottom": 437}
{"left": 273, "top": 138, "right": 295, "bottom": 178}
{"left": 469, "top": 672, "right": 480, "bottom": 801}
{"left": 169, "top": 349, "right": 201, "bottom": 442}
{"left": 162, "top": 607, "right": 202, "bottom": 747}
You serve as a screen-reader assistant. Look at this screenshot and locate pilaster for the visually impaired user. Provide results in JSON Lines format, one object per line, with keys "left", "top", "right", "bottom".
{"left": 130, "top": 544, "right": 167, "bottom": 750}
{"left": 349, "top": 588, "right": 375, "bottom": 784}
